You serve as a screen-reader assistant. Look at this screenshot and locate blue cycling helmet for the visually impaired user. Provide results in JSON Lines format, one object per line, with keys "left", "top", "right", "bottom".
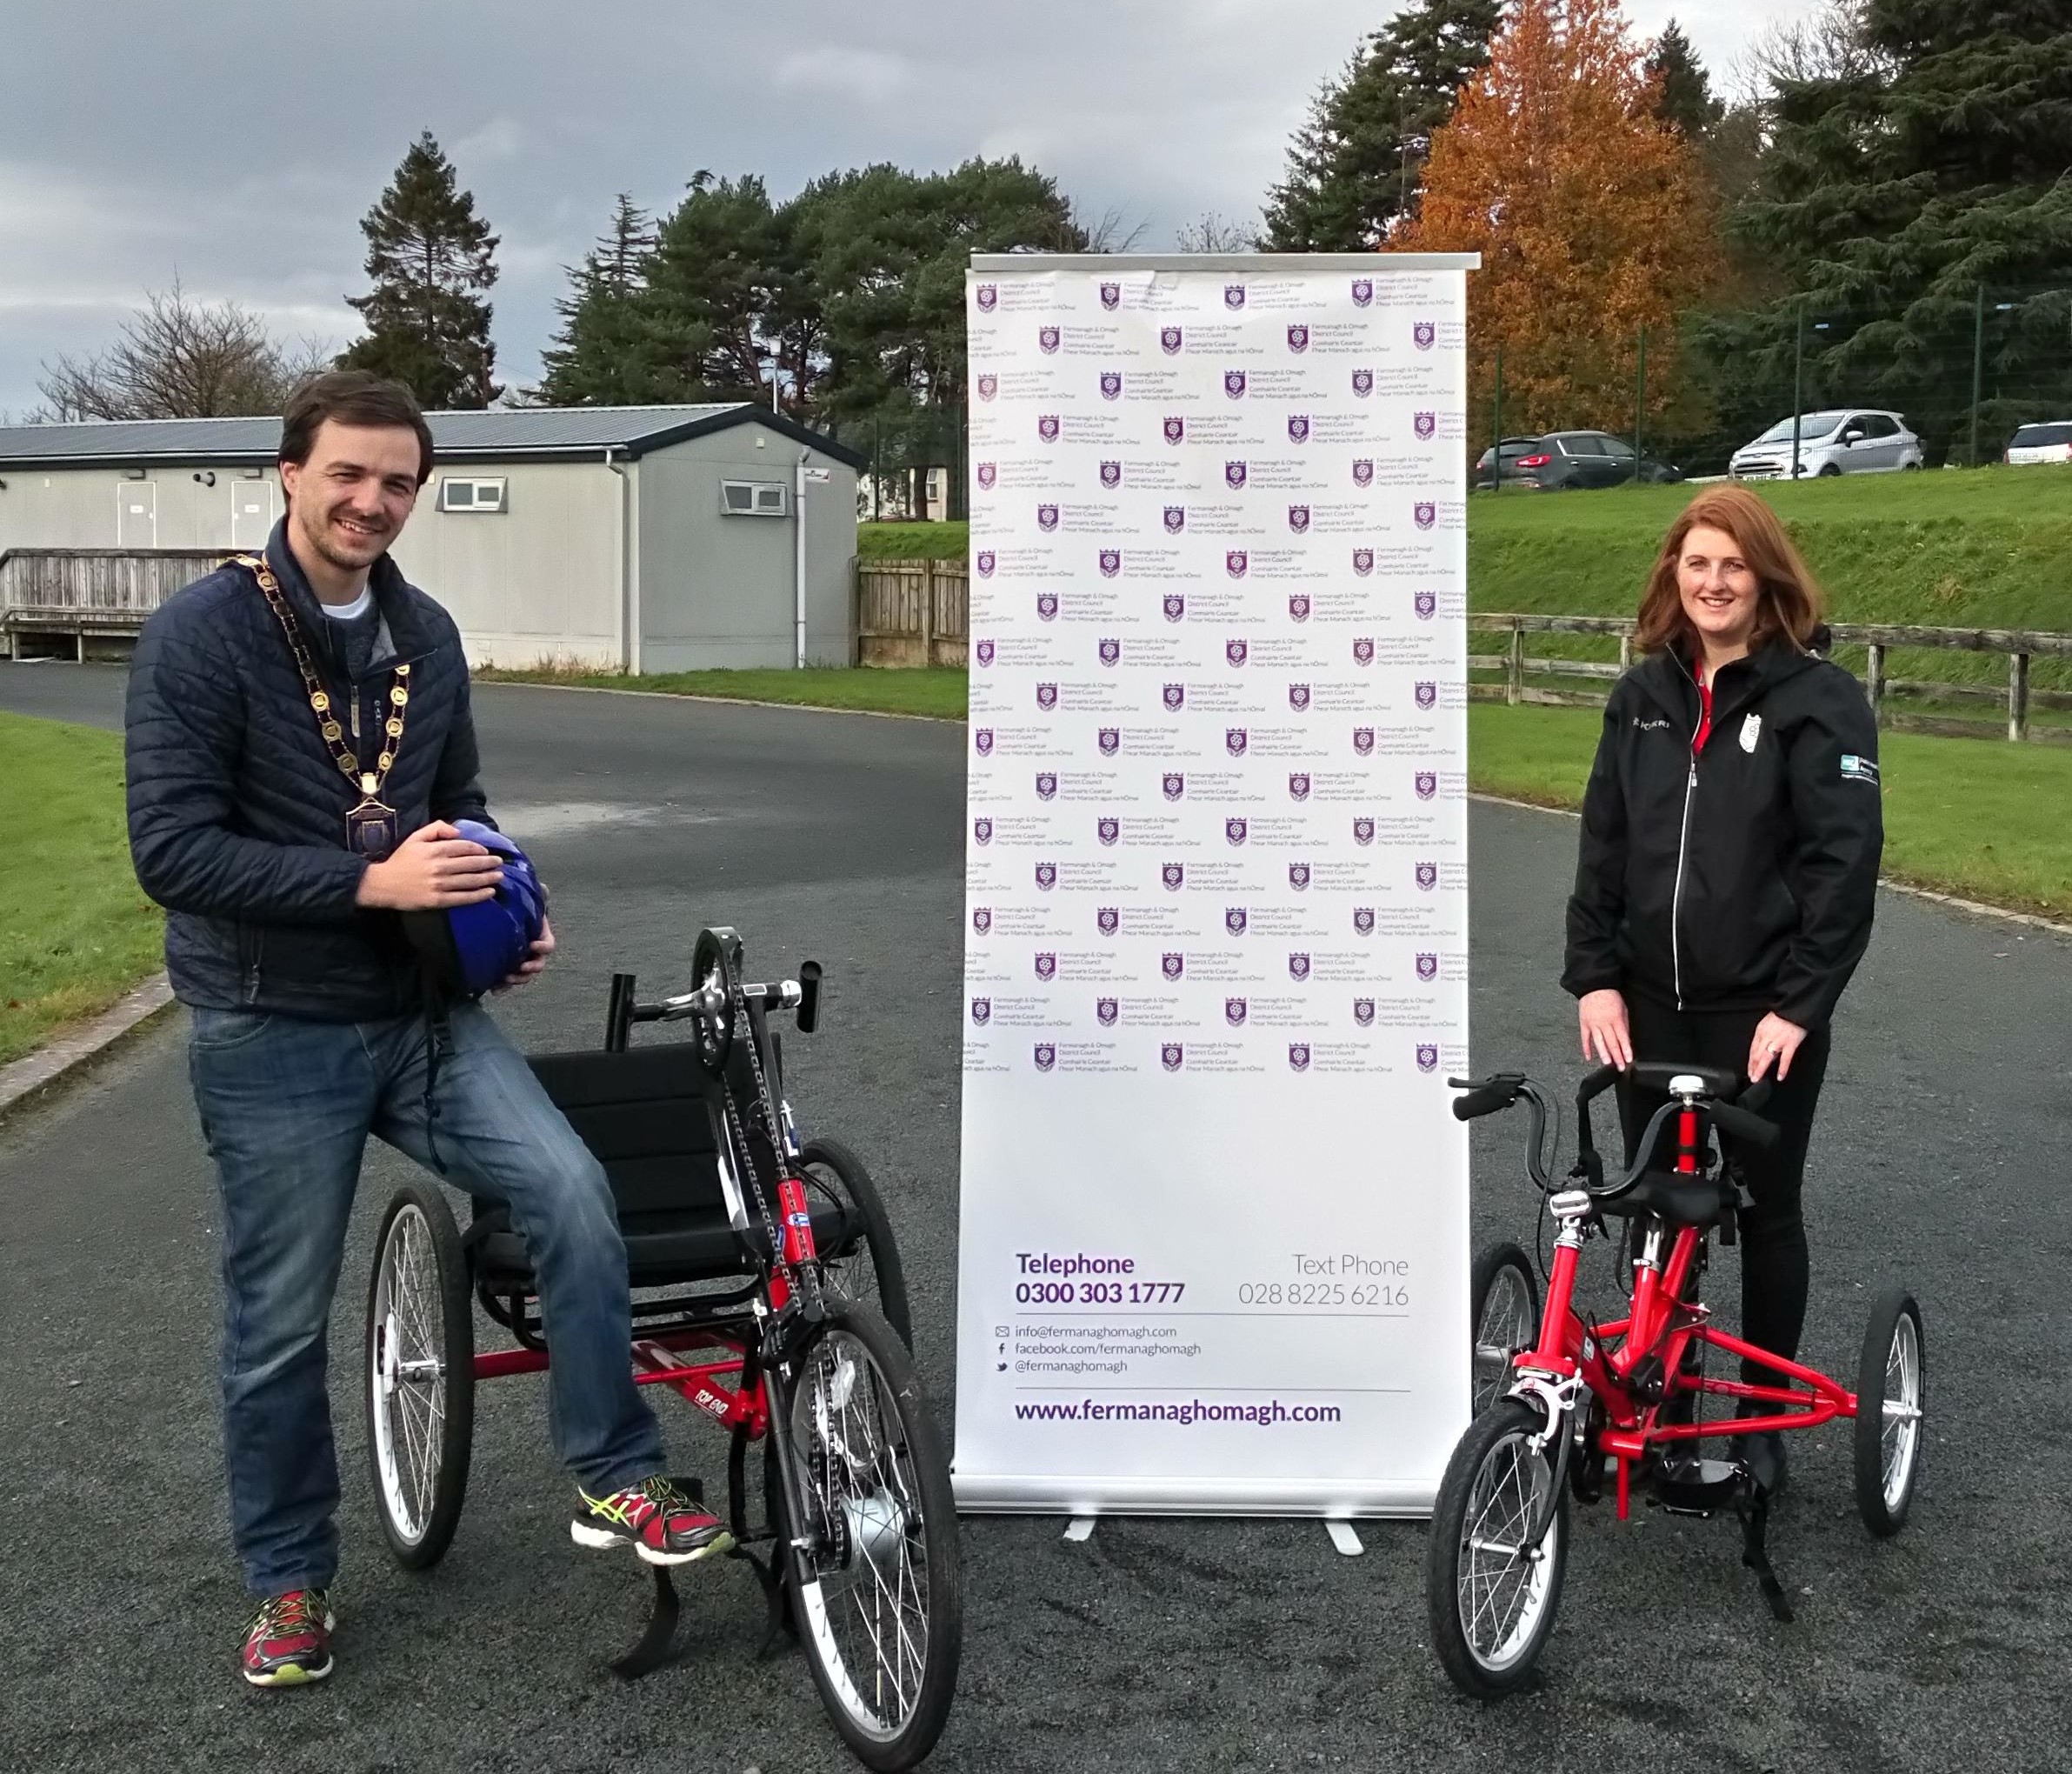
{"left": 403, "top": 819, "right": 548, "bottom": 997}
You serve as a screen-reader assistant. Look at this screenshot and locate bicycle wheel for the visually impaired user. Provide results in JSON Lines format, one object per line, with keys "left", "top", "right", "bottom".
{"left": 364, "top": 1180, "right": 475, "bottom": 1569}
{"left": 801, "top": 1137, "right": 914, "bottom": 1350}
{"left": 1469, "top": 1242, "right": 1539, "bottom": 1417}
{"left": 1854, "top": 1288, "right": 1925, "bottom": 1537}
{"left": 1424, "top": 1398, "right": 1569, "bottom": 1699}
{"left": 775, "top": 1304, "right": 961, "bottom": 1771}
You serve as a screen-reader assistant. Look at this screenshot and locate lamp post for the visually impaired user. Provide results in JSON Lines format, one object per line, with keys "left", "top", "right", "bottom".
{"left": 1790, "top": 304, "right": 1804, "bottom": 479}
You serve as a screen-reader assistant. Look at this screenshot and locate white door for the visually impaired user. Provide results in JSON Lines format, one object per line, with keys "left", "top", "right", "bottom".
{"left": 117, "top": 480, "right": 157, "bottom": 547}
{"left": 230, "top": 478, "right": 275, "bottom": 548}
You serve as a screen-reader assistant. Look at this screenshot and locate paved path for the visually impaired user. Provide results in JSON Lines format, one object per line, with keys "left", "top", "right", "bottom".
{"left": 3, "top": 661, "right": 2069, "bottom": 1773}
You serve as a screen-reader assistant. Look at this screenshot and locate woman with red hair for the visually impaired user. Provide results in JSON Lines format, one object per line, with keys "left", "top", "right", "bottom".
{"left": 1562, "top": 484, "right": 1883, "bottom": 1493}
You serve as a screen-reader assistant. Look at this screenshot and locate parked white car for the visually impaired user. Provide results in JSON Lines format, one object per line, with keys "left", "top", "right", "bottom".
{"left": 1729, "top": 409, "right": 1925, "bottom": 479}
{"left": 2005, "top": 421, "right": 2072, "bottom": 464}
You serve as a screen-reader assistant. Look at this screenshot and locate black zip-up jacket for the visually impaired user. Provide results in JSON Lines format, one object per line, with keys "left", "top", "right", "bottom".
{"left": 1562, "top": 637, "right": 1882, "bottom": 1029}
{"left": 125, "top": 520, "right": 491, "bottom": 1021}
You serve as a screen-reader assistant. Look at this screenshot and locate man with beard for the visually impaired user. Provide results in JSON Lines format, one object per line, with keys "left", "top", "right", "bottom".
{"left": 125, "top": 372, "right": 729, "bottom": 1689}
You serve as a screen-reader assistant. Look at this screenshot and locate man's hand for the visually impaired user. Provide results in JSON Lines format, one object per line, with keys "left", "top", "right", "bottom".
{"left": 356, "top": 821, "right": 503, "bottom": 910}
{"left": 1577, "top": 988, "right": 1633, "bottom": 1070}
{"left": 1747, "top": 1011, "right": 1809, "bottom": 1083}
{"left": 494, "top": 917, "right": 555, "bottom": 992}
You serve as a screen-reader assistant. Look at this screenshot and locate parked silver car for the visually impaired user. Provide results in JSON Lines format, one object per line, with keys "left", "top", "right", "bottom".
{"left": 1729, "top": 409, "right": 1924, "bottom": 478}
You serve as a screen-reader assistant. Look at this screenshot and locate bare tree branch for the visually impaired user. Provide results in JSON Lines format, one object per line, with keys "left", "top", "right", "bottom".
{"left": 1176, "top": 210, "right": 1261, "bottom": 253}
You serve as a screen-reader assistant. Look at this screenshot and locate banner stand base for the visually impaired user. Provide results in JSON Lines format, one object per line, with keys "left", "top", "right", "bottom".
{"left": 1324, "top": 1519, "right": 1365, "bottom": 1557}
{"left": 1063, "top": 1517, "right": 1098, "bottom": 1544}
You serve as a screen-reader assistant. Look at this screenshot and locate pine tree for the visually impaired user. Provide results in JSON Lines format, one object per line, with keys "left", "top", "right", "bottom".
{"left": 1647, "top": 19, "right": 1723, "bottom": 138}
{"left": 340, "top": 131, "right": 502, "bottom": 408}
{"left": 1262, "top": 0, "right": 1502, "bottom": 250}
{"left": 532, "top": 195, "right": 661, "bottom": 405}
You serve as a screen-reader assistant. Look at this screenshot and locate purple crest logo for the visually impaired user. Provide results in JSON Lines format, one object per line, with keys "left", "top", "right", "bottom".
{"left": 975, "top": 728, "right": 994, "bottom": 755}
{"left": 1415, "top": 770, "right": 1438, "bottom": 801}
{"left": 1162, "top": 1042, "right": 1184, "bottom": 1071}
{"left": 1289, "top": 773, "right": 1310, "bottom": 801}
{"left": 976, "top": 639, "right": 996, "bottom": 667}
{"left": 1099, "top": 727, "right": 1120, "bottom": 754}
{"left": 1226, "top": 817, "right": 1248, "bottom": 845}
{"left": 1414, "top": 501, "right": 1437, "bottom": 530}
{"left": 1225, "top": 906, "right": 1248, "bottom": 936}
{"left": 1224, "top": 283, "right": 1246, "bottom": 310}
{"left": 1415, "top": 681, "right": 1437, "bottom": 710}
{"left": 1035, "top": 1043, "right": 1056, "bottom": 1072}
{"left": 1163, "top": 594, "right": 1186, "bottom": 622}
{"left": 1226, "top": 639, "right": 1248, "bottom": 668}
{"left": 1351, "top": 368, "right": 1373, "bottom": 397}
{"left": 1416, "top": 861, "right": 1438, "bottom": 891}
{"left": 1162, "top": 952, "right": 1183, "bottom": 982}
{"left": 1097, "top": 817, "right": 1120, "bottom": 846}
{"left": 1036, "top": 682, "right": 1057, "bottom": 710}
{"left": 1225, "top": 460, "right": 1248, "bottom": 490}
{"left": 1223, "top": 370, "right": 1246, "bottom": 399}
{"left": 1289, "top": 863, "right": 1311, "bottom": 890}
{"left": 1353, "top": 459, "right": 1375, "bottom": 488}
{"left": 1038, "top": 415, "right": 1060, "bottom": 442}
{"left": 1162, "top": 864, "right": 1184, "bottom": 891}
{"left": 1100, "top": 281, "right": 1121, "bottom": 310}
{"left": 1097, "top": 997, "right": 1118, "bottom": 1026}
{"left": 1099, "top": 549, "right": 1122, "bottom": 578}
{"left": 1289, "top": 504, "right": 1310, "bottom": 533}
{"left": 976, "top": 373, "right": 997, "bottom": 401}
{"left": 1163, "top": 684, "right": 1185, "bottom": 712}
{"left": 1417, "top": 1043, "right": 1441, "bottom": 1073}
{"left": 1226, "top": 550, "right": 1248, "bottom": 579}
{"left": 970, "top": 997, "right": 990, "bottom": 1025}
{"left": 972, "top": 907, "right": 991, "bottom": 933}
{"left": 1413, "top": 320, "right": 1436, "bottom": 351}
{"left": 1163, "top": 772, "right": 1184, "bottom": 801}
{"left": 976, "top": 550, "right": 996, "bottom": 577}
{"left": 1289, "top": 594, "right": 1311, "bottom": 623}
{"left": 976, "top": 461, "right": 996, "bottom": 490}
{"left": 1353, "top": 906, "right": 1376, "bottom": 935}
{"left": 973, "top": 817, "right": 992, "bottom": 846}
{"left": 1288, "top": 415, "right": 1310, "bottom": 444}
{"left": 1100, "top": 370, "right": 1123, "bottom": 400}
{"left": 1289, "top": 684, "right": 1311, "bottom": 711}
{"left": 1351, "top": 277, "right": 1373, "bottom": 306}
{"left": 1163, "top": 417, "right": 1185, "bottom": 445}
{"left": 1289, "top": 952, "right": 1311, "bottom": 980}
{"left": 1038, "top": 325, "right": 1060, "bottom": 353}
{"left": 1161, "top": 326, "right": 1183, "bottom": 354}
{"left": 1036, "top": 592, "right": 1059, "bottom": 622}
{"left": 1287, "top": 324, "right": 1309, "bottom": 353}
{"left": 1226, "top": 727, "right": 1248, "bottom": 756}
{"left": 1414, "top": 410, "right": 1437, "bottom": 440}
{"left": 1289, "top": 1044, "right": 1311, "bottom": 1072}
{"left": 975, "top": 283, "right": 996, "bottom": 311}
{"left": 1225, "top": 997, "right": 1248, "bottom": 1027}
{"left": 1100, "top": 459, "right": 1122, "bottom": 489}
{"left": 1163, "top": 504, "right": 1185, "bottom": 534}
{"left": 1099, "top": 637, "right": 1121, "bottom": 667}
{"left": 1417, "top": 952, "right": 1439, "bottom": 981}
{"left": 1353, "top": 547, "right": 1375, "bottom": 576}
{"left": 1353, "top": 817, "right": 1375, "bottom": 844}
{"left": 1036, "top": 863, "right": 1057, "bottom": 890}
{"left": 1353, "top": 726, "right": 1375, "bottom": 756}
{"left": 1415, "top": 590, "right": 1437, "bottom": 620}
{"left": 1036, "top": 951, "right": 1056, "bottom": 980}
{"left": 1353, "top": 637, "right": 1376, "bottom": 666}
{"left": 1097, "top": 906, "right": 1120, "bottom": 935}
{"left": 1354, "top": 997, "right": 1376, "bottom": 1026}
{"left": 1037, "top": 504, "right": 1058, "bottom": 531}
{"left": 1036, "top": 771, "right": 1057, "bottom": 799}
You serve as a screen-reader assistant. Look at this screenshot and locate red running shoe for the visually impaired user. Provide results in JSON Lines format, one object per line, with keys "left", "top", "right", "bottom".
{"left": 571, "top": 1474, "right": 735, "bottom": 1566}
{"left": 239, "top": 1588, "right": 335, "bottom": 1687}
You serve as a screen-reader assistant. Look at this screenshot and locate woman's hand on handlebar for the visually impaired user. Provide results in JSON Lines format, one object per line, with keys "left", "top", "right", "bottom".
{"left": 1747, "top": 1010, "right": 1808, "bottom": 1082}
{"left": 1577, "top": 989, "right": 1633, "bottom": 1071}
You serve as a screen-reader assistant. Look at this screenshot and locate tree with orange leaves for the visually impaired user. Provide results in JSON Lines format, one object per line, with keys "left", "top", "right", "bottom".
{"left": 1398, "top": 0, "right": 1722, "bottom": 457}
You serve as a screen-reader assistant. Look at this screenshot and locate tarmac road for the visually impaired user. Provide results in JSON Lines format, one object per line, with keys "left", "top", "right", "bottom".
{"left": 3, "top": 661, "right": 2070, "bottom": 1774}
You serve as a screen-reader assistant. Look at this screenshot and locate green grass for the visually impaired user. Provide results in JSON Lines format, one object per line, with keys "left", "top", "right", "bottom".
{"left": 0, "top": 712, "right": 165, "bottom": 1066}
{"left": 859, "top": 521, "right": 968, "bottom": 560}
{"left": 475, "top": 664, "right": 969, "bottom": 719}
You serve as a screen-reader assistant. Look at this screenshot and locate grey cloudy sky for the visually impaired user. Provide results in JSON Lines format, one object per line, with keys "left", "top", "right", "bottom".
{"left": 0, "top": 0, "right": 1796, "bottom": 417}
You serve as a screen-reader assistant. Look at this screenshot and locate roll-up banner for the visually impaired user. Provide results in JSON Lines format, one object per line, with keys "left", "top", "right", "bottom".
{"left": 954, "top": 253, "right": 1479, "bottom": 1518}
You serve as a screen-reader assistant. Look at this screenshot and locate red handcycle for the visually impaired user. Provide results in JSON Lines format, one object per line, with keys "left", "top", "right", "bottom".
{"left": 361, "top": 929, "right": 961, "bottom": 1771}
{"left": 1425, "top": 1063, "right": 1925, "bottom": 1697}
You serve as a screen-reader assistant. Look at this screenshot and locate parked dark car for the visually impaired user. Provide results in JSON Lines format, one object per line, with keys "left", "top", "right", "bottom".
{"left": 1474, "top": 430, "right": 1682, "bottom": 490}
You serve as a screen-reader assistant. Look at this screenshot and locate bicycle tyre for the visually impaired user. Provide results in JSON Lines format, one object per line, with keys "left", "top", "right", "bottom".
{"left": 1469, "top": 1242, "right": 1539, "bottom": 1417}
{"left": 364, "top": 1180, "right": 475, "bottom": 1570}
{"left": 1425, "top": 1398, "right": 1569, "bottom": 1700}
{"left": 800, "top": 1137, "right": 914, "bottom": 1351}
{"left": 1854, "top": 1288, "right": 1925, "bottom": 1537}
{"left": 773, "top": 1304, "right": 961, "bottom": 1771}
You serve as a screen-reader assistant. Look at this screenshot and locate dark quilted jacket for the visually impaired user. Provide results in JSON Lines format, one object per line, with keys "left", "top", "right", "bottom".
{"left": 125, "top": 520, "right": 491, "bottom": 1020}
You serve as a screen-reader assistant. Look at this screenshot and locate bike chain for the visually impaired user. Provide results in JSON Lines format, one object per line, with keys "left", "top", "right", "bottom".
{"left": 715, "top": 966, "right": 819, "bottom": 1335}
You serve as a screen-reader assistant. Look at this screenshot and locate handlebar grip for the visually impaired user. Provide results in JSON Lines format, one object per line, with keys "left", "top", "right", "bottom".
{"left": 796, "top": 961, "right": 822, "bottom": 1034}
{"left": 1451, "top": 1083, "right": 1519, "bottom": 1122}
{"left": 1709, "top": 1102, "right": 1780, "bottom": 1150}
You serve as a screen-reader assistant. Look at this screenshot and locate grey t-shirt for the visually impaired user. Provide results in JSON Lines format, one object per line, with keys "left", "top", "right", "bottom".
{"left": 321, "top": 588, "right": 382, "bottom": 685}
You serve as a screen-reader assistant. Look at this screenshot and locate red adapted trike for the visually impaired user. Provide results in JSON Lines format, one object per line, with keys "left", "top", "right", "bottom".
{"left": 1426, "top": 1064, "right": 1925, "bottom": 1697}
{"left": 360, "top": 929, "right": 962, "bottom": 1771}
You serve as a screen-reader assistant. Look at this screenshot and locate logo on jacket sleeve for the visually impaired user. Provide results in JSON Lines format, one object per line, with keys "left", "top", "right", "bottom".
{"left": 1840, "top": 752, "right": 1880, "bottom": 784}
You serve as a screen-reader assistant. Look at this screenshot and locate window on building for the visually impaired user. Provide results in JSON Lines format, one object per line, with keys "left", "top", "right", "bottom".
{"left": 438, "top": 477, "right": 508, "bottom": 513}
{"left": 721, "top": 479, "right": 789, "bottom": 517}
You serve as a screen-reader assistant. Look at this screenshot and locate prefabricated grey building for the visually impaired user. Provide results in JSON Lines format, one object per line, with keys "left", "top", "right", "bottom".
{"left": 0, "top": 404, "right": 864, "bottom": 670}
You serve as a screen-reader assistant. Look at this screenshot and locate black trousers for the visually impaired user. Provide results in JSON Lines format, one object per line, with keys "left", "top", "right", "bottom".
{"left": 1615, "top": 997, "right": 1832, "bottom": 1388}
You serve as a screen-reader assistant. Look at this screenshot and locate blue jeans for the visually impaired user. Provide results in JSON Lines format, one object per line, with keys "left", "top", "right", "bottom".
{"left": 188, "top": 1000, "right": 666, "bottom": 1596}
